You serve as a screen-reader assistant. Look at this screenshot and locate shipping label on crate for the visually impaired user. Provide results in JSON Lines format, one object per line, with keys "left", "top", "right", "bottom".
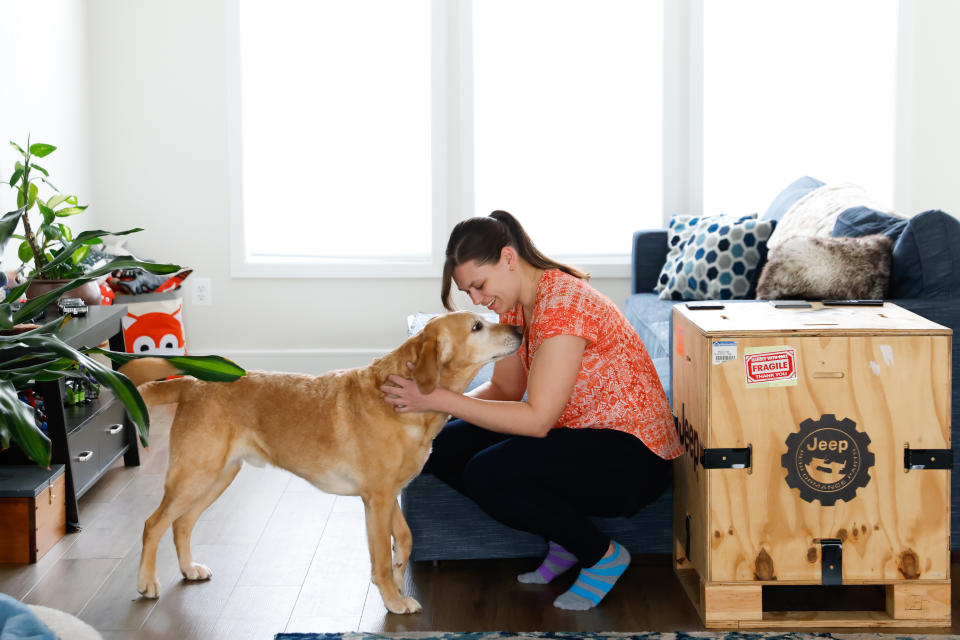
{"left": 712, "top": 341, "right": 737, "bottom": 364}
{"left": 744, "top": 346, "right": 798, "bottom": 388}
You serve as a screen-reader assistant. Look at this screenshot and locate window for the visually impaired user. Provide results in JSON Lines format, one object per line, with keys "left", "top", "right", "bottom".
{"left": 472, "top": 0, "right": 663, "bottom": 261}
{"left": 230, "top": 1, "right": 901, "bottom": 278}
{"left": 702, "top": 0, "right": 898, "bottom": 214}
{"left": 231, "top": 0, "right": 437, "bottom": 277}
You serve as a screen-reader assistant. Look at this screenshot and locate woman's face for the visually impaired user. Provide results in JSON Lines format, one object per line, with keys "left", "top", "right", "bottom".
{"left": 452, "top": 248, "right": 519, "bottom": 315}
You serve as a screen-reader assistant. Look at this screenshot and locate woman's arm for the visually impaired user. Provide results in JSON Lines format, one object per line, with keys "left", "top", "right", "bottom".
{"left": 381, "top": 334, "right": 587, "bottom": 438}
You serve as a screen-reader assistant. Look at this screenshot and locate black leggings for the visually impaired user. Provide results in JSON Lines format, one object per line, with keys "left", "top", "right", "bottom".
{"left": 422, "top": 419, "right": 672, "bottom": 567}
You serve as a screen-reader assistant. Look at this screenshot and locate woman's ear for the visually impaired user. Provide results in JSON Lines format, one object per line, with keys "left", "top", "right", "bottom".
{"left": 501, "top": 245, "right": 517, "bottom": 269}
{"left": 411, "top": 334, "right": 440, "bottom": 394}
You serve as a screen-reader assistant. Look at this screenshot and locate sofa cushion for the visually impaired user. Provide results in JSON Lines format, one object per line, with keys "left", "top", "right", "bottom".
{"left": 833, "top": 206, "right": 908, "bottom": 240}
{"left": 654, "top": 215, "right": 701, "bottom": 295}
{"left": 761, "top": 176, "right": 825, "bottom": 223}
{"left": 889, "top": 209, "right": 960, "bottom": 299}
{"left": 767, "top": 183, "right": 893, "bottom": 253}
{"left": 624, "top": 293, "right": 676, "bottom": 360}
{"left": 658, "top": 214, "right": 775, "bottom": 300}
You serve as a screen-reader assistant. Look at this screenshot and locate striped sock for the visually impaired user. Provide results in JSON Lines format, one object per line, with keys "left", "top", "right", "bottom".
{"left": 517, "top": 541, "right": 578, "bottom": 584}
{"left": 553, "top": 540, "right": 630, "bottom": 610}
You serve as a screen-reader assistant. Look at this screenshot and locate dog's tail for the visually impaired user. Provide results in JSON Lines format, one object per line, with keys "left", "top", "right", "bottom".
{"left": 119, "top": 358, "right": 192, "bottom": 405}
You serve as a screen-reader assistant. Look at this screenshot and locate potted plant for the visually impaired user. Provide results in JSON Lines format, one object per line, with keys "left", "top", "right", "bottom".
{"left": 9, "top": 136, "right": 115, "bottom": 304}
{"left": 0, "top": 142, "right": 247, "bottom": 468}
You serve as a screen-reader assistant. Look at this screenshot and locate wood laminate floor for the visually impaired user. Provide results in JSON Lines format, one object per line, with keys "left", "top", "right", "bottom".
{"left": 1, "top": 404, "right": 957, "bottom": 639}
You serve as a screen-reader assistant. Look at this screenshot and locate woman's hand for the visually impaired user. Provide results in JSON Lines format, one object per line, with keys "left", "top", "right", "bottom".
{"left": 380, "top": 363, "right": 438, "bottom": 413}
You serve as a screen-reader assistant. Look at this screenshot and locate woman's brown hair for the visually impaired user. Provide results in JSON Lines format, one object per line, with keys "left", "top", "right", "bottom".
{"left": 441, "top": 210, "right": 589, "bottom": 310}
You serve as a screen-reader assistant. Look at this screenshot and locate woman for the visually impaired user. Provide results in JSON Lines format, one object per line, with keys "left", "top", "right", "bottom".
{"left": 381, "top": 210, "right": 681, "bottom": 610}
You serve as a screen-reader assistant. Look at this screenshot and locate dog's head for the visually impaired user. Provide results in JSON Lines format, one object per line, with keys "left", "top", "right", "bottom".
{"left": 411, "top": 312, "right": 523, "bottom": 394}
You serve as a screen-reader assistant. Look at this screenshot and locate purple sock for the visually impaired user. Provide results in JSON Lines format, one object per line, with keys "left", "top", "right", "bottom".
{"left": 517, "top": 541, "right": 578, "bottom": 584}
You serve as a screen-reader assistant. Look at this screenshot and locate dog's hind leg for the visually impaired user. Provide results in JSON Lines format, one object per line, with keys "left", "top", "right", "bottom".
{"left": 363, "top": 493, "right": 421, "bottom": 614}
{"left": 172, "top": 460, "right": 243, "bottom": 582}
{"left": 137, "top": 462, "right": 227, "bottom": 598}
{"left": 390, "top": 498, "right": 412, "bottom": 592}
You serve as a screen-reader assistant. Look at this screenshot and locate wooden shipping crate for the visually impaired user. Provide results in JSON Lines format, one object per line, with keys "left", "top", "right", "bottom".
{"left": 0, "top": 465, "right": 66, "bottom": 563}
{"left": 671, "top": 302, "right": 952, "bottom": 628}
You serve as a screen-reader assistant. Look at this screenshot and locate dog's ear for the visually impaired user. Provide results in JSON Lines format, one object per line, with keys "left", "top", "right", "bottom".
{"left": 411, "top": 334, "right": 440, "bottom": 394}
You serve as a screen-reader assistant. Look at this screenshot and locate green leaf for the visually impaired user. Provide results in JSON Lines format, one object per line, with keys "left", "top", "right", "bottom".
{"left": 0, "top": 207, "right": 25, "bottom": 253}
{"left": 19, "top": 336, "right": 150, "bottom": 447}
{"left": 28, "top": 143, "right": 56, "bottom": 158}
{"left": 27, "top": 182, "right": 38, "bottom": 210}
{"left": 38, "top": 202, "right": 55, "bottom": 226}
{"left": 58, "top": 223, "right": 73, "bottom": 243}
{"left": 8, "top": 168, "right": 23, "bottom": 187}
{"left": 34, "top": 229, "right": 148, "bottom": 276}
{"left": 81, "top": 237, "right": 103, "bottom": 246}
{"left": 18, "top": 240, "right": 33, "bottom": 263}
{"left": 90, "top": 350, "right": 247, "bottom": 383}
{"left": 29, "top": 163, "right": 48, "bottom": 177}
{"left": 46, "top": 194, "right": 69, "bottom": 209}
{"left": 41, "top": 178, "right": 58, "bottom": 192}
{"left": 0, "top": 381, "right": 51, "bottom": 467}
{"left": 9, "top": 141, "right": 25, "bottom": 156}
{"left": 54, "top": 206, "right": 87, "bottom": 217}
{"left": 66, "top": 195, "right": 77, "bottom": 205}
{"left": 72, "top": 244, "right": 90, "bottom": 265}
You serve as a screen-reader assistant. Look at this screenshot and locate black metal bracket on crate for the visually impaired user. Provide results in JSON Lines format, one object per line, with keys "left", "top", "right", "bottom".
{"left": 903, "top": 447, "right": 954, "bottom": 470}
{"left": 820, "top": 538, "right": 843, "bottom": 585}
{"left": 701, "top": 446, "right": 751, "bottom": 469}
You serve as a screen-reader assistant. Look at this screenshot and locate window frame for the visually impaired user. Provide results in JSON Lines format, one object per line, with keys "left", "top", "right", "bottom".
{"left": 227, "top": 0, "right": 899, "bottom": 280}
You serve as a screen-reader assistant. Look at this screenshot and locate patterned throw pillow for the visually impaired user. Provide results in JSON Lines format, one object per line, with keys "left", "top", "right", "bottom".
{"left": 658, "top": 214, "right": 776, "bottom": 301}
{"left": 654, "top": 215, "right": 701, "bottom": 295}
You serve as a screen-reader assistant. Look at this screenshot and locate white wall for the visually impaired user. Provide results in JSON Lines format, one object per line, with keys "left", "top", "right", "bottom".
{"left": 6, "top": 1, "right": 958, "bottom": 372}
{"left": 0, "top": 1, "right": 91, "bottom": 275}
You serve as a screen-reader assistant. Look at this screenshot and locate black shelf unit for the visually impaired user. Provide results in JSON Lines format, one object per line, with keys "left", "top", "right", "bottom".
{"left": 5, "top": 305, "right": 140, "bottom": 531}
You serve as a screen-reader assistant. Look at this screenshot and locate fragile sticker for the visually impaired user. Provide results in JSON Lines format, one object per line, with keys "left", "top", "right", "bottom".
{"left": 712, "top": 341, "right": 737, "bottom": 365}
{"left": 744, "top": 346, "right": 798, "bottom": 388}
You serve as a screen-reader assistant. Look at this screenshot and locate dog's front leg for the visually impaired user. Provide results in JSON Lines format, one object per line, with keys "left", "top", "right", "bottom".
{"left": 362, "top": 493, "right": 421, "bottom": 614}
{"left": 390, "top": 498, "right": 412, "bottom": 592}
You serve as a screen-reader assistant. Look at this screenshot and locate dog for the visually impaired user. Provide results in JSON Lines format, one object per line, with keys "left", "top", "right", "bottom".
{"left": 120, "top": 311, "right": 522, "bottom": 614}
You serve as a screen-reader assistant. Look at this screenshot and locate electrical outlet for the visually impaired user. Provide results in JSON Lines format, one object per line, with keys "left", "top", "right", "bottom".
{"left": 192, "top": 277, "right": 212, "bottom": 306}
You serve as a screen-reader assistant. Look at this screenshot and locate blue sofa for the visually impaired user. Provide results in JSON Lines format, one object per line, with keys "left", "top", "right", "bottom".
{"left": 401, "top": 178, "right": 960, "bottom": 561}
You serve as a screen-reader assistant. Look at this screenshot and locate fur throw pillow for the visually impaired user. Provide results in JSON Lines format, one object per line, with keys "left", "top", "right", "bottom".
{"left": 756, "top": 234, "right": 892, "bottom": 300}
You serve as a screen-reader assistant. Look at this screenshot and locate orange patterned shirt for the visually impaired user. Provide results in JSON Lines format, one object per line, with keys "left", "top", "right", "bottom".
{"left": 500, "top": 269, "right": 682, "bottom": 460}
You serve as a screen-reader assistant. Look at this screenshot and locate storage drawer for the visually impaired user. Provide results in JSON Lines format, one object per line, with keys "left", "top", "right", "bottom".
{"left": 97, "top": 401, "right": 129, "bottom": 469}
{"left": 66, "top": 399, "right": 128, "bottom": 497}
{"left": 67, "top": 422, "right": 101, "bottom": 496}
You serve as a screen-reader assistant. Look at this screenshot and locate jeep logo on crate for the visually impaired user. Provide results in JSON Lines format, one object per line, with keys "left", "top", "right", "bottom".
{"left": 781, "top": 414, "right": 875, "bottom": 506}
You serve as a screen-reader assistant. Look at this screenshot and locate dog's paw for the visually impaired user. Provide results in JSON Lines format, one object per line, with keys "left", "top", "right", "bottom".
{"left": 181, "top": 562, "right": 213, "bottom": 581}
{"left": 386, "top": 596, "right": 422, "bottom": 614}
{"left": 137, "top": 577, "right": 161, "bottom": 599}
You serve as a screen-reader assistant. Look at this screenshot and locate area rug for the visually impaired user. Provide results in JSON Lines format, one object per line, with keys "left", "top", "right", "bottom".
{"left": 275, "top": 633, "right": 960, "bottom": 640}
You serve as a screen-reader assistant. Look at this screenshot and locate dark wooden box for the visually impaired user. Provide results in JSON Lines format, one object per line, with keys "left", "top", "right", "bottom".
{"left": 0, "top": 465, "right": 66, "bottom": 563}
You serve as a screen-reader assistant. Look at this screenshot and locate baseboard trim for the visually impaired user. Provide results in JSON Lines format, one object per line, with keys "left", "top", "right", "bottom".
{"left": 191, "top": 347, "right": 390, "bottom": 375}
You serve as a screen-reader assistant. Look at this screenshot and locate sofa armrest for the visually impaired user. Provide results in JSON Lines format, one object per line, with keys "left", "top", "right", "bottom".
{"left": 632, "top": 229, "right": 669, "bottom": 295}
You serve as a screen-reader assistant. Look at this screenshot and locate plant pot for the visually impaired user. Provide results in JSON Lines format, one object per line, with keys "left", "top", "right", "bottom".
{"left": 25, "top": 278, "right": 102, "bottom": 306}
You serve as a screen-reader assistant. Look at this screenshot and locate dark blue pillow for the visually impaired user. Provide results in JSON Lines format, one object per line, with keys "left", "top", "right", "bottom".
{"left": 761, "top": 176, "right": 825, "bottom": 223}
{"left": 889, "top": 210, "right": 960, "bottom": 298}
{"left": 833, "top": 206, "right": 908, "bottom": 240}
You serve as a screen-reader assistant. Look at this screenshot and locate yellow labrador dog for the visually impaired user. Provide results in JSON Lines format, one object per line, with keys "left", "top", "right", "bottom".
{"left": 120, "top": 312, "right": 522, "bottom": 614}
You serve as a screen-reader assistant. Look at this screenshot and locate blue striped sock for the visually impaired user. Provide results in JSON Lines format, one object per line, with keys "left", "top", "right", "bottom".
{"left": 553, "top": 541, "right": 630, "bottom": 610}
